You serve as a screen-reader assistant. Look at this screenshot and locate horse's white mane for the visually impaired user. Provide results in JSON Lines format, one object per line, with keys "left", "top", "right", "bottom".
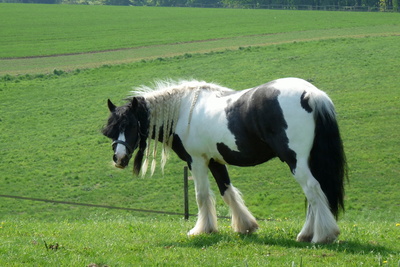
{"left": 131, "top": 79, "right": 231, "bottom": 176}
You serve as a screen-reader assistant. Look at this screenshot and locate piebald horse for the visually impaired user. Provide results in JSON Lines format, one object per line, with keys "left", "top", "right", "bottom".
{"left": 102, "top": 78, "right": 347, "bottom": 243}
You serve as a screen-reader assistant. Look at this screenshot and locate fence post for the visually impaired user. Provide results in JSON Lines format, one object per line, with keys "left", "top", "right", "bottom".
{"left": 183, "top": 166, "right": 189, "bottom": 220}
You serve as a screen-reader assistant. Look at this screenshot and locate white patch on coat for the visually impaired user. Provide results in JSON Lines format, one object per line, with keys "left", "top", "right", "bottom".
{"left": 176, "top": 89, "right": 250, "bottom": 164}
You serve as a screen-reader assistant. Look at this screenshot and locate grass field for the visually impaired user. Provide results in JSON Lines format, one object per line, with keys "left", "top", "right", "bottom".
{"left": 1, "top": 4, "right": 399, "bottom": 266}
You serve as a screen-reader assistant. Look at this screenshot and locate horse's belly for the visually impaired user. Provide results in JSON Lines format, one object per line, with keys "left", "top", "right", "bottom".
{"left": 216, "top": 141, "right": 276, "bottom": 166}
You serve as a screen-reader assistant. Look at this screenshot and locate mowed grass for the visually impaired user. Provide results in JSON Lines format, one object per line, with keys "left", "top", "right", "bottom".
{"left": 0, "top": 5, "right": 399, "bottom": 265}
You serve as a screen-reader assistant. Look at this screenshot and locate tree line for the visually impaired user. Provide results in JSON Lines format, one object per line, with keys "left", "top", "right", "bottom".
{"left": 2, "top": 0, "right": 398, "bottom": 11}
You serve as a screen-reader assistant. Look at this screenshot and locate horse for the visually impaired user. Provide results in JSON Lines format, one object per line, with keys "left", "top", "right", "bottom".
{"left": 102, "top": 78, "right": 347, "bottom": 244}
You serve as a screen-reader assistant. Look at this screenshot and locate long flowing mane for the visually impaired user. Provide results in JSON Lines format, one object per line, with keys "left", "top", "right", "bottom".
{"left": 131, "top": 80, "right": 232, "bottom": 176}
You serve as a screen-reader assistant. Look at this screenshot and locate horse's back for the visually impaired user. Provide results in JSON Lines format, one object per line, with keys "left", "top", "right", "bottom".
{"left": 176, "top": 78, "right": 331, "bottom": 168}
{"left": 228, "top": 77, "right": 319, "bottom": 134}
{"left": 267, "top": 78, "right": 333, "bottom": 115}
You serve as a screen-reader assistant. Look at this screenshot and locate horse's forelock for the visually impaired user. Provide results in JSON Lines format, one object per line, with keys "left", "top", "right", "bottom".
{"left": 102, "top": 112, "right": 120, "bottom": 138}
{"left": 102, "top": 101, "right": 136, "bottom": 140}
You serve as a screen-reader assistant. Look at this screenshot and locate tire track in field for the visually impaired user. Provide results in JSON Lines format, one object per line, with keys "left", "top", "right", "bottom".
{"left": 1, "top": 29, "right": 399, "bottom": 75}
{"left": 2, "top": 31, "right": 398, "bottom": 60}
{"left": 1, "top": 33, "right": 279, "bottom": 60}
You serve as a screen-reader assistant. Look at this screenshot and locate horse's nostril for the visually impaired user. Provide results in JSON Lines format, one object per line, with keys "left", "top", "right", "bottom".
{"left": 113, "top": 154, "right": 117, "bottom": 163}
{"left": 122, "top": 157, "right": 130, "bottom": 166}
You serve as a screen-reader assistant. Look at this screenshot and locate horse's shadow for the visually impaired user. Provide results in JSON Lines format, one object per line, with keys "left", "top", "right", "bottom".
{"left": 161, "top": 231, "right": 396, "bottom": 256}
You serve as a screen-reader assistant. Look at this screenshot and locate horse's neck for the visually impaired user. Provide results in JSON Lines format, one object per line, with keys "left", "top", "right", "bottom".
{"left": 145, "top": 91, "right": 183, "bottom": 144}
{"left": 145, "top": 85, "right": 226, "bottom": 138}
{"left": 139, "top": 83, "right": 225, "bottom": 176}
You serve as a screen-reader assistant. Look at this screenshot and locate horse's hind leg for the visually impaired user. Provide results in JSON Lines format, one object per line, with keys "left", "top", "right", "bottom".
{"left": 209, "top": 159, "right": 258, "bottom": 234}
{"left": 296, "top": 203, "right": 314, "bottom": 242}
{"left": 294, "top": 158, "right": 340, "bottom": 243}
{"left": 188, "top": 157, "right": 218, "bottom": 236}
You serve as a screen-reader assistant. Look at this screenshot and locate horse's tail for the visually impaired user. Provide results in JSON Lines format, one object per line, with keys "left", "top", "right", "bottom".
{"left": 308, "top": 92, "right": 347, "bottom": 219}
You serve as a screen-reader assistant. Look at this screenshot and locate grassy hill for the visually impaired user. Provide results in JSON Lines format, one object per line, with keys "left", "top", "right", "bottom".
{"left": 0, "top": 4, "right": 399, "bottom": 266}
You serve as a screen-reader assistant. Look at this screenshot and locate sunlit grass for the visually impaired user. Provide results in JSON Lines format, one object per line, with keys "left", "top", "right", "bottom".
{"left": 0, "top": 215, "right": 399, "bottom": 266}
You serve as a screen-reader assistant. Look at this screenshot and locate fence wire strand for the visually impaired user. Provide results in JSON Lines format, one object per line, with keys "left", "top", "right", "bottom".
{"left": 0, "top": 194, "right": 199, "bottom": 217}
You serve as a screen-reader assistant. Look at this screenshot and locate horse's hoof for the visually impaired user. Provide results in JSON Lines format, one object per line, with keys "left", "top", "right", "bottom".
{"left": 187, "top": 227, "right": 217, "bottom": 236}
{"left": 311, "top": 233, "right": 339, "bottom": 244}
{"left": 296, "top": 234, "right": 313, "bottom": 243}
{"left": 187, "top": 228, "right": 200, "bottom": 236}
{"left": 234, "top": 223, "right": 259, "bottom": 234}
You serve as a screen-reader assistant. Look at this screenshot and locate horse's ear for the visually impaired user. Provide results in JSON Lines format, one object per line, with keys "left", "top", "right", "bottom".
{"left": 131, "top": 97, "right": 139, "bottom": 110}
{"left": 107, "top": 99, "right": 116, "bottom": 112}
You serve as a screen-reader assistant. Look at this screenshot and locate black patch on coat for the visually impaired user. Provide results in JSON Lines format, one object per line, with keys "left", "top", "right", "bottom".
{"left": 172, "top": 134, "right": 193, "bottom": 169}
{"left": 208, "top": 159, "right": 230, "bottom": 195}
{"left": 150, "top": 122, "right": 192, "bottom": 169}
{"left": 300, "top": 91, "right": 313, "bottom": 113}
{"left": 221, "top": 82, "right": 297, "bottom": 172}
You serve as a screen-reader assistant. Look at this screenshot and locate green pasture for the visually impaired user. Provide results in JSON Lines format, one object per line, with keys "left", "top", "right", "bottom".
{"left": 1, "top": 4, "right": 399, "bottom": 266}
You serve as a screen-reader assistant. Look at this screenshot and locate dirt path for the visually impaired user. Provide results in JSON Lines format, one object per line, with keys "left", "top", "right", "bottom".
{"left": 0, "top": 35, "right": 254, "bottom": 60}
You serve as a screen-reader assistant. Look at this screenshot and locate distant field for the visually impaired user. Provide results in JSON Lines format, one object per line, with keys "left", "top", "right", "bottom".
{"left": 1, "top": 4, "right": 399, "bottom": 58}
{"left": 0, "top": 4, "right": 399, "bottom": 266}
{"left": 0, "top": 4, "right": 400, "bottom": 75}
{"left": 1, "top": 3, "right": 400, "bottom": 75}
{"left": 2, "top": 25, "right": 399, "bottom": 75}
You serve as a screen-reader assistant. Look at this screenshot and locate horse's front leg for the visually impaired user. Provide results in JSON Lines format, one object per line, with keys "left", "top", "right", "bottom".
{"left": 187, "top": 157, "right": 218, "bottom": 236}
{"left": 209, "top": 159, "right": 258, "bottom": 234}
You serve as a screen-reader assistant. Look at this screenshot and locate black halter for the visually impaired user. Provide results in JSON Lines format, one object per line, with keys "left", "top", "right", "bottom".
{"left": 112, "top": 140, "right": 134, "bottom": 157}
{"left": 111, "top": 121, "right": 143, "bottom": 157}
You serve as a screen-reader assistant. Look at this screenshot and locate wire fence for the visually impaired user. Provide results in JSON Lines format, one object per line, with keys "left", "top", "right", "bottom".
{"left": 130, "top": 2, "right": 398, "bottom": 12}
{"left": 0, "top": 194, "right": 197, "bottom": 217}
{"left": 1, "top": 166, "right": 285, "bottom": 221}
{"left": 0, "top": 167, "right": 235, "bottom": 220}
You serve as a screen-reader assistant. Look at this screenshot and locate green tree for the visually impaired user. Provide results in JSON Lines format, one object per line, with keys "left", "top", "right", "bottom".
{"left": 104, "top": 0, "right": 132, "bottom": 4}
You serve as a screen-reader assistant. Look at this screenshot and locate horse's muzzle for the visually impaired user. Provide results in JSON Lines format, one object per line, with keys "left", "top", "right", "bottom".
{"left": 113, "top": 154, "right": 130, "bottom": 169}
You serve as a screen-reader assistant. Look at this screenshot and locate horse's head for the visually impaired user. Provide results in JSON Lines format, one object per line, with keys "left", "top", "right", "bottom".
{"left": 102, "top": 98, "right": 144, "bottom": 170}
